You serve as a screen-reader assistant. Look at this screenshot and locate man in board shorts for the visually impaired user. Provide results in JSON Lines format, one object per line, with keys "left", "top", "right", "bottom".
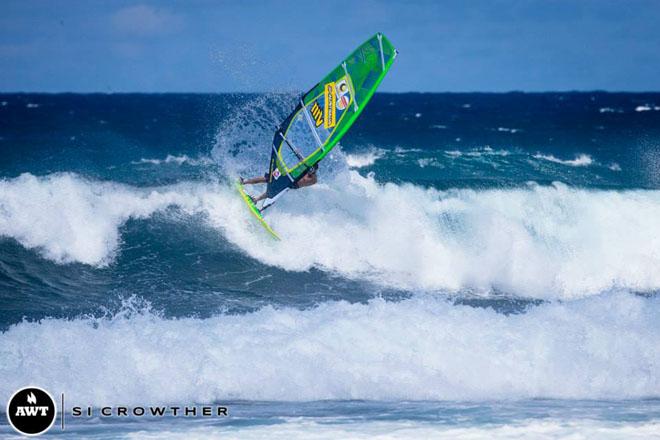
{"left": 240, "top": 165, "right": 318, "bottom": 204}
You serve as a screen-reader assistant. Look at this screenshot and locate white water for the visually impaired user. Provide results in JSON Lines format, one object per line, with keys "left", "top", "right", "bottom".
{"left": 345, "top": 149, "right": 385, "bottom": 168}
{"left": 533, "top": 153, "right": 594, "bottom": 167}
{"left": 132, "top": 155, "right": 214, "bottom": 166}
{"left": 126, "top": 419, "right": 660, "bottom": 440}
{"left": 0, "top": 173, "right": 225, "bottom": 265}
{"left": 1, "top": 172, "right": 660, "bottom": 298}
{"left": 1, "top": 292, "right": 659, "bottom": 406}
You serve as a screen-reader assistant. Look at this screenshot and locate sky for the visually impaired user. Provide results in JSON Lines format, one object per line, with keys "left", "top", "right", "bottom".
{"left": 1, "top": 0, "right": 659, "bottom": 93}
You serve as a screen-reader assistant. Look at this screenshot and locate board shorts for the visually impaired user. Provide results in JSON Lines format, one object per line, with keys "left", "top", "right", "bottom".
{"left": 266, "top": 171, "right": 301, "bottom": 189}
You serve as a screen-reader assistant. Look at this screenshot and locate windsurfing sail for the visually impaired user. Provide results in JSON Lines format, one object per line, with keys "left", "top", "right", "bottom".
{"left": 261, "top": 33, "right": 397, "bottom": 209}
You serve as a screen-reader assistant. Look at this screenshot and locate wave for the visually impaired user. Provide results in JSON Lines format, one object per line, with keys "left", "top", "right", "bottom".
{"left": 0, "top": 173, "right": 235, "bottom": 266}
{"left": 345, "top": 149, "right": 385, "bottom": 168}
{"left": 128, "top": 420, "right": 660, "bottom": 440}
{"left": 1, "top": 292, "right": 658, "bottom": 406}
{"left": 131, "top": 155, "right": 214, "bottom": 166}
{"left": 1, "top": 172, "right": 660, "bottom": 298}
{"left": 356, "top": 146, "right": 622, "bottom": 178}
{"left": 418, "top": 157, "right": 441, "bottom": 168}
{"left": 254, "top": 173, "right": 660, "bottom": 298}
{"left": 496, "top": 127, "right": 521, "bottom": 133}
{"left": 533, "top": 153, "right": 593, "bottom": 167}
{"left": 635, "top": 105, "right": 660, "bottom": 112}
{"left": 446, "top": 146, "right": 511, "bottom": 158}
{"left": 599, "top": 107, "right": 624, "bottom": 113}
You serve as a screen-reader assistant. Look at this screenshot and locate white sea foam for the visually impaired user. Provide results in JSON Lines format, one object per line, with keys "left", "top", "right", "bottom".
{"left": 445, "top": 147, "right": 510, "bottom": 158}
{"left": 345, "top": 149, "right": 385, "bottom": 168}
{"left": 533, "top": 153, "right": 594, "bottom": 167}
{"left": 132, "top": 154, "right": 213, "bottom": 166}
{"left": 417, "top": 158, "right": 440, "bottom": 168}
{"left": 0, "top": 173, "right": 232, "bottom": 266}
{"left": 128, "top": 419, "right": 660, "bottom": 440}
{"left": 634, "top": 105, "right": 660, "bottom": 112}
{"left": 259, "top": 174, "right": 660, "bottom": 298}
{"left": 1, "top": 292, "right": 658, "bottom": 406}
{"left": 393, "top": 147, "right": 423, "bottom": 154}
{"left": 469, "top": 146, "right": 509, "bottom": 156}
{"left": 1, "top": 172, "right": 660, "bottom": 298}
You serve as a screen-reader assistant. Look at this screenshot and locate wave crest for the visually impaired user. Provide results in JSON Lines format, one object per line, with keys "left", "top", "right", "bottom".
{"left": 1, "top": 172, "right": 660, "bottom": 298}
{"left": 1, "top": 292, "right": 658, "bottom": 405}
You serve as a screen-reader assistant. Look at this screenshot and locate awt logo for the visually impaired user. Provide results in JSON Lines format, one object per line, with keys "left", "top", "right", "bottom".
{"left": 6, "top": 387, "right": 56, "bottom": 436}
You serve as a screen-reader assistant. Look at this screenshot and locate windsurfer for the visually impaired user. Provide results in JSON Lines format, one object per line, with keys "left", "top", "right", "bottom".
{"left": 241, "top": 165, "right": 318, "bottom": 204}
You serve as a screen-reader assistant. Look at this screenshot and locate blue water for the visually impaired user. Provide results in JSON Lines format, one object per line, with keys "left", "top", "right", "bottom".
{"left": 1, "top": 92, "right": 660, "bottom": 438}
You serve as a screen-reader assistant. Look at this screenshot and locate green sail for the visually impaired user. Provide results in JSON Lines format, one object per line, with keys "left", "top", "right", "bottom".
{"left": 263, "top": 33, "right": 397, "bottom": 208}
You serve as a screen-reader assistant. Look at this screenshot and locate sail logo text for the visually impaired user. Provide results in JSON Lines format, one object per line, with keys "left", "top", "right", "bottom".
{"left": 324, "top": 82, "right": 336, "bottom": 128}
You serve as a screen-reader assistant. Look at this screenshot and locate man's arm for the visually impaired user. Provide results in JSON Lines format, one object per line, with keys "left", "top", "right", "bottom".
{"left": 296, "top": 170, "right": 317, "bottom": 188}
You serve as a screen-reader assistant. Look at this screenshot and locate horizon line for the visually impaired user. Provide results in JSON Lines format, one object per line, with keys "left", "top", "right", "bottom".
{"left": 2, "top": 90, "right": 660, "bottom": 95}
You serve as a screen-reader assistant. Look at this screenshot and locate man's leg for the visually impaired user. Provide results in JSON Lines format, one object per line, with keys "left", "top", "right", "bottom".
{"left": 246, "top": 191, "right": 267, "bottom": 206}
{"left": 241, "top": 175, "right": 267, "bottom": 185}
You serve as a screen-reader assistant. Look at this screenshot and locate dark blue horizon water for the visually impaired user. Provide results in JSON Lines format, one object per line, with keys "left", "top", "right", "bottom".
{"left": 1, "top": 92, "right": 660, "bottom": 438}
{"left": 1, "top": 92, "right": 660, "bottom": 188}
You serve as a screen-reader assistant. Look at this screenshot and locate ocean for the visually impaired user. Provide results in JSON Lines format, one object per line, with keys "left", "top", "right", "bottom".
{"left": 1, "top": 92, "right": 659, "bottom": 438}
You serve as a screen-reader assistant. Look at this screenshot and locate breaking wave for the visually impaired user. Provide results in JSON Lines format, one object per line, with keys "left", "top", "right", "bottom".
{"left": 1, "top": 292, "right": 658, "bottom": 406}
{"left": 0, "top": 172, "right": 659, "bottom": 298}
